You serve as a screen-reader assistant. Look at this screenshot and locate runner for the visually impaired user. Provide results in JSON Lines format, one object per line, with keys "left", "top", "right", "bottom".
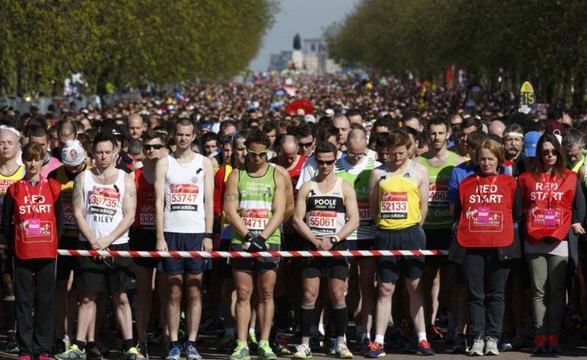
{"left": 131, "top": 130, "right": 169, "bottom": 358}
{"left": 292, "top": 141, "right": 359, "bottom": 359}
{"left": 154, "top": 118, "right": 214, "bottom": 360}
{"left": 57, "top": 132, "right": 141, "bottom": 360}
{"left": 419, "top": 117, "right": 463, "bottom": 340}
{"left": 366, "top": 129, "right": 434, "bottom": 357}
{"left": 334, "top": 128, "right": 380, "bottom": 351}
{"left": 223, "top": 130, "right": 287, "bottom": 360}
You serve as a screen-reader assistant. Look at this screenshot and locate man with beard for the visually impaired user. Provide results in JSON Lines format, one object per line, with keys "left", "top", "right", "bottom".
{"left": 502, "top": 123, "right": 525, "bottom": 173}
{"left": 419, "top": 117, "right": 463, "bottom": 343}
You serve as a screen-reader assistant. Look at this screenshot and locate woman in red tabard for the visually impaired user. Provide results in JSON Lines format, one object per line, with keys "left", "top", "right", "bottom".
{"left": 449, "top": 139, "right": 522, "bottom": 356}
{"left": 518, "top": 134, "right": 586, "bottom": 353}
{"left": 2, "top": 142, "right": 63, "bottom": 360}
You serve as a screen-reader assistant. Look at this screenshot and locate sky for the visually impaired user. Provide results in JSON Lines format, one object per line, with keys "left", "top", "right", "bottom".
{"left": 248, "top": 0, "right": 360, "bottom": 72}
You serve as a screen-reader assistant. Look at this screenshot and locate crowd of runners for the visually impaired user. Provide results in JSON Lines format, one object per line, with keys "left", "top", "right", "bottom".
{"left": 0, "top": 74, "right": 587, "bottom": 360}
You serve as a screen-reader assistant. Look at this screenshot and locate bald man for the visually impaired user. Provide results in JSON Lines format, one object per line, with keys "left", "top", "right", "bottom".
{"left": 488, "top": 120, "right": 505, "bottom": 138}
{"left": 128, "top": 113, "right": 146, "bottom": 140}
{"left": 333, "top": 116, "right": 351, "bottom": 151}
{"left": 334, "top": 128, "right": 381, "bottom": 350}
{"left": 271, "top": 135, "right": 307, "bottom": 353}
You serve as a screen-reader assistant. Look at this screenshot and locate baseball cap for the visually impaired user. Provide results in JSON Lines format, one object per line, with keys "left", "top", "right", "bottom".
{"left": 62, "top": 140, "right": 86, "bottom": 167}
{"left": 524, "top": 131, "right": 542, "bottom": 158}
{"left": 325, "top": 109, "right": 335, "bottom": 117}
{"left": 304, "top": 115, "right": 316, "bottom": 124}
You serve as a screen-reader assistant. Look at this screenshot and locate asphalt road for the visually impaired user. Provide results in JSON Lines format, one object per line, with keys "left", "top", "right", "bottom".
{"left": 1, "top": 327, "right": 586, "bottom": 359}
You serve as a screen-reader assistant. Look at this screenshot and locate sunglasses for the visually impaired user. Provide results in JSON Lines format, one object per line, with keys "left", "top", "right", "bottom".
{"left": 316, "top": 159, "right": 336, "bottom": 165}
{"left": 299, "top": 141, "right": 314, "bottom": 148}
{"left": 247, "top": 149, "right": 268, "bottom": 158}
{"left": 144, "top": 144, "right": 165, "bottom": 150}
{"left": 541, "top": 149, "right": 558, "bottom": 156}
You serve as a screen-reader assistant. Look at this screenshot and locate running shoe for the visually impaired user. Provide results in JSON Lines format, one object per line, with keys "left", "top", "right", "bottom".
{"left": 417, "top": 339, "right": 435, "bottom": 356}
{"left": 293, "top": 344, "right": 312, "bottom": 359}
{"left": 533, "top": 334, "right": 548, "bottom": 353}
{"left": 257, "top": 341, "right": 277, "bottom": 360}
{"left": 230, "top": 340, "right": 251, "bottom": 360}
{"left": 165, "top": 345, "right": 182, "bottom": 360}
{"left": 335, "top": 344, "right": 353, "bottom": 359}
{"left": 55, "top": 344, "right": 86, "bottom": 360}
{"left": 123, "top": 346, "right": 147, "bottom": 360}
{"left": 364, "top": 342, "right": 385, "bottom": 358}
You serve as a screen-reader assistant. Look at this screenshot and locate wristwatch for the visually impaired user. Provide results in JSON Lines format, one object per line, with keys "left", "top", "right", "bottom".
{"left": 330, "top": 235, "right": 340, "bottom": 245}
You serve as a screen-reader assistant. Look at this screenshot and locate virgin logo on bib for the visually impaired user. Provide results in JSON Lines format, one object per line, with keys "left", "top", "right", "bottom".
{"left": 170, "top": 183, "right": 199, "bottom": 211}
{"left": 89, "top": 186, "right": 120, "bottom": 216}
{"left": 240, "top": 209, "right": 269, "bottom": 231}
{"left": 381, "top": 192, "right": 408, "bottom": 219}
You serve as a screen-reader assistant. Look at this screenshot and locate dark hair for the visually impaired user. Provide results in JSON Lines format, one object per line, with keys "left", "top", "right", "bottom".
{"left": 316, "top": 125, "right": 338, "bottom": 143}
{"left": 26, "top": 125, "right": 49, "bottom": 140}
{"left": 460, "top": 116, "right": 481, "bottom": 131}
{"left": 293, "top": 123, "right": 315, "bottom": 138}
{"left": 262, "top": 122, "right": 277, "bottom": 134}
{"left": 314, "top": 141, "right": 337, "bottom": 157}
{"left": 21, "top": 142, "right": 45, "bottom": 162}
{"left": 245, "top": 130, "right": 270, "bottom": 149}
{"left": 427, "top": 116, "right": 450, "bottom": 133}
{"left": 175, "top": 118, "right": 195, "bottom": 134}
{"left": 466, "top": 130, "right": 488, "bottom": 150}
{"left": 346, "top": 108, "right": 361, "bottom": 118}
{"left": 92, "top": 132, "right": 118, "bottom": 150}
{"left": 201, "top": 131, "right": 218, "bottom": 144}
{"left": 372, "top": 133, "right": 389, "bottom": 148}
{"left": 142, "top": 130, "right": 168, "bottom": 145}
{"left": 534, "top": 134, "right": 566, "bottom": 178}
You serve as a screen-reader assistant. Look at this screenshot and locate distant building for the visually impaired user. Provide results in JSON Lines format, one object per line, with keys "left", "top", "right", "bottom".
{"left": 268, "top": 38, "right": 340, "bottom": 74}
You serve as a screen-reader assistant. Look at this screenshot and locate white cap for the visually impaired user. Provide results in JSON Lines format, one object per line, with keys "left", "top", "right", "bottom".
{"left": 325, "top": 109, "right": 334, "bottom": 116}
{"left": 304, "top": 115, "right": 316, "bottom": 124}
{"left": 62, "top": 140, "right": 86, "bottom": 167}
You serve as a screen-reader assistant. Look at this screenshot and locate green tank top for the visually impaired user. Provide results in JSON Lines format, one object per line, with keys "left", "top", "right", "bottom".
{"left": 335, "top": 157, "right": 377, "bottom": 240}
{"left": 420, "top": 152, "right": 456, "bottom": 229}
{"left": 231, "top": 165, "right": 281, "bottom": 245}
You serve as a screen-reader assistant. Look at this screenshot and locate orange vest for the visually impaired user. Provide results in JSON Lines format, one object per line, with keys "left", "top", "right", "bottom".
{"left": 10, "top": 179, "right": 61, "bottom": 259}
{"left": 457, "top": 174, "right": 516, "bottom": 248}
{"left": 518, "top": 169, "right": 576, "bottom": 243}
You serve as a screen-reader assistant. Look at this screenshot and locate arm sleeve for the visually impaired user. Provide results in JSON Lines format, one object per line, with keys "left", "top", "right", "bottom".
{"left": 572, "top": 179, "right": 586, "bottom": 225}
{"left": 448, "top": 167, "right": 460, "bottom": 205}
{"left": 2, "top": 189, "right": 15, "bottom": 249}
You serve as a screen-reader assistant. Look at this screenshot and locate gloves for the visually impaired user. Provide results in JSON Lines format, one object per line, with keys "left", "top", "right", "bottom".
{"left": 243, "top": 235, "right": 268, "bottom": 252}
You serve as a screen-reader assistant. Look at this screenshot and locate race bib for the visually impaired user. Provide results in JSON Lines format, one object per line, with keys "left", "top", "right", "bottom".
{"left": 358, "top": 199, "right": 371, "bottom": 225}
{"left": 308, "top": 210, "right": 337, "bottom": 233}
{"left": 170, "top": 183, "right": 199, "bottom": 211}
{"left": 380, "top": 192, "right": 408, "bottom": 219}
{"left": 63, "top": 203, "right": 76, "bottom": 229}
{"left": 139, "top": 205, "right": 156, "bottom": 227}
{"left": 241, "top": 209, "right": 269, "bottom": 231}
{"left": 88, "top": 186, "right": 120, "bottom": 216}
{"left": 428, "top": 182, "right": 448, "bottom": 207}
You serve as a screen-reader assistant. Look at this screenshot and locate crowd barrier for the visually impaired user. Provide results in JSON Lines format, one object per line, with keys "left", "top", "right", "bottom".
{"left": 57, "top": 249, "right": 449, "bottom": 258}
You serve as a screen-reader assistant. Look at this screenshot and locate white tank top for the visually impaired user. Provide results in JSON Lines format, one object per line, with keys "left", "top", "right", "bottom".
{"left": 164, "top": 153, "right": 206, "bottom": 233}
{"left": 305, "top": 177, "right": 347, "bottom": 236}
{"left": 80, "top": 169, "right": 128, "bottom": 244}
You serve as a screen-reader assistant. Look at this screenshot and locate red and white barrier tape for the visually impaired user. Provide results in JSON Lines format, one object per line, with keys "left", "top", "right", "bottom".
{"left": 57, "top": 249, "right": 448, "bottom": 258}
